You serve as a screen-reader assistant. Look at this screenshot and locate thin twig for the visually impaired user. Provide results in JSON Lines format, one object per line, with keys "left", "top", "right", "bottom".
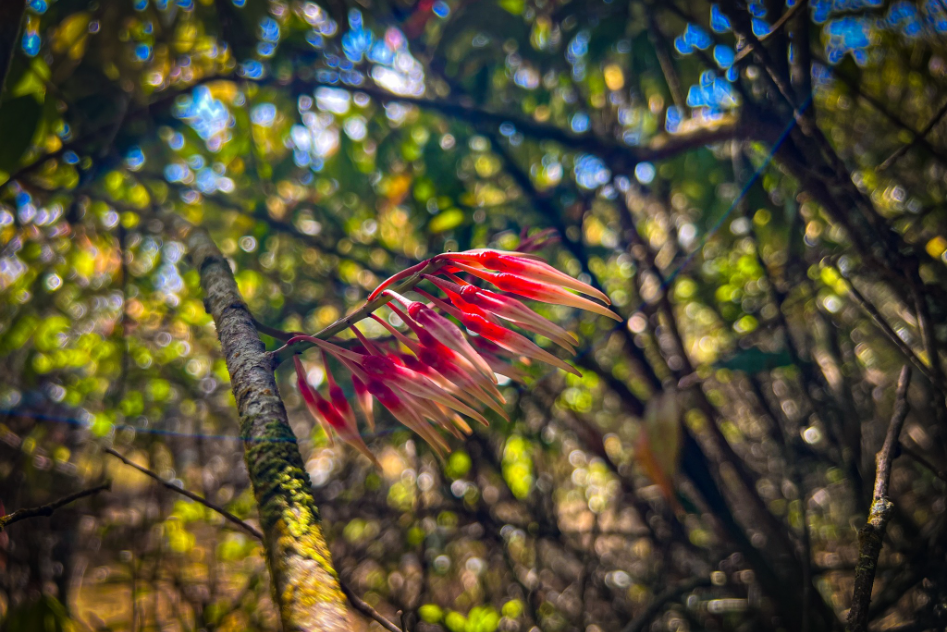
{"left": 338, "top": 582, "right": 403, "bottom": 632}
{"left": 841, "top": 275, "right": 943, "bottom": 393}
{"left": 874, "top": 367, "right": 913, "bottom": 500}
{"left": 268, "top": 258, "right": 446, "bottom": 367}
{"left": 899, "top": 442, "right": 947, "bottom": 484}
{"left": 848, "top": 366, "right": 912, "bottom": 632}
{"left": 104, "top": 447, "right": 263, "bottom": 540}
{"left": 732, "top": 0, "right": 809, "bottom": 64}
{"left": 621, "top": 577, "right": 712, "bottom": 632}
{"left": 877, "top": 99, "right": 947, "bottom": 171}
{"left": 106, "top": 447, "right": 403, "bottom": 632}
{"left": 0, "top": 481, "right": 111, "bottom": 531}
{"left": 252, "top": 317, "right": 297, "bottom": 342}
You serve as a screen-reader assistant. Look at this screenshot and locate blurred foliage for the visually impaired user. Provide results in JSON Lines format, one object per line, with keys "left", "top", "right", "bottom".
{"left": 1, "top": 0, "right": 947, "bottom": 631}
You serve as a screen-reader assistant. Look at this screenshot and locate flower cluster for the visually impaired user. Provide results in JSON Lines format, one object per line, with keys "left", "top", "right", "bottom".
{"left": 291, "top": 249, "right": 620, "bottom": 463}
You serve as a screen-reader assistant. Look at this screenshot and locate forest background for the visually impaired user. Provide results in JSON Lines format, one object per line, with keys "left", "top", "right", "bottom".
{"left": 1, "top": 0, "right": 947, "bottom": 631}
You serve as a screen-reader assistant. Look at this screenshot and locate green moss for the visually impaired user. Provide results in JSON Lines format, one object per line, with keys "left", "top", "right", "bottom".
{"left": 242, "top": 412, "right": 347, "bottom": 620}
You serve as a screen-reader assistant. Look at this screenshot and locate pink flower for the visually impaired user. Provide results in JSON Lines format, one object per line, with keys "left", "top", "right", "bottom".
{"left": 289, "top": 248, "right": 619, "bottom": 461}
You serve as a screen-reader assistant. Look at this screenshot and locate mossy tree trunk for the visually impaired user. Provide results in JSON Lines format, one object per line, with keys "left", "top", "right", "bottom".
{"left": 183, "top": 222, "right": 349, "bottom": 631}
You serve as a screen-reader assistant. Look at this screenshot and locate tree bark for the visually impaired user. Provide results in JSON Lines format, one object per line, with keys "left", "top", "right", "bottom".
{"left": 182, "top": 221, "right": 349, "bottom": 631}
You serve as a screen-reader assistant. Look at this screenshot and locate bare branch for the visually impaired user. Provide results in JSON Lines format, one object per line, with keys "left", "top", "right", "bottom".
{"left": 841, "top": 276, "right": 944, "bottom": 394}
{"left": 104, "top": 447, "right": 263, "bottom": 540}
{"left": 621, "top": 577, "right": 713, "bottom": 632}
{"left": 873, "top": 367, "right": 913, "bottom": 501}
{"left": 878, "top": 98, "right": 947, "bottom": 171}
{"left": 0, "top": 481, "right": 111, "bottom": 531}
{"left": 337, "top": 583, "right": 403, "bottom": 632}
{"left": 107, "top": 447, "right": 404, "bottom": 632}
{"left": 848, "top": 366, "right": 912, "bottom": 632}
{"left": 268, "top": 258, "right": 446, "bottom": 367}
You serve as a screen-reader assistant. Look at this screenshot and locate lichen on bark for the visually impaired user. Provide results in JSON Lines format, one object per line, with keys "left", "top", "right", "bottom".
{"left": 182, "top": 221, "right": 349, "bottom": 631}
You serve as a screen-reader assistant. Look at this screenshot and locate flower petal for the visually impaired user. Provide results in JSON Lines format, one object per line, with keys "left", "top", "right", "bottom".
{"left": 446, "top": 262, "right": 622, "bottom": 322}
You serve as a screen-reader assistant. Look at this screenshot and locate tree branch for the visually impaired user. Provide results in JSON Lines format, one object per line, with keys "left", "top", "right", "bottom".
{"left": 621, "top": 577, "right": 713, "bottom": 632}
{"left": 107, "top": 446, "right": 403, "bottom": 632}
{"left": 338, "top": 582, "right": 404, "bottom": 632}
{"left": 268, "top": 258, "right": 445, "bottom": 367}
{"left": 167, "top": 215, "right": 350, "bottom": 631}
{"left": 104, "top": 447, "right": 263, "bottom": 539}
{"left": 847, "top": 366, "right": 912, "bottom": 632}
{"left": 0, "top": 481, "right": 111, "bottom": 531}
{"left": 878, "top": 98, "right": 947, "bottom": 171}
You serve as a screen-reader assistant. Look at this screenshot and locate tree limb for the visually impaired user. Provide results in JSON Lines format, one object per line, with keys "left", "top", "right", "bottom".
{"left": 847, "top": 366, "right": 912, "bottom": 632}
{"left": 621, "top": 577, "right": 712, "bottom": 632}
{"left": 107, "top": 446, "right": 402, "bottom": 632}
{"left": 168, "top": 215, "right": 351, "bottom": 631}
{"left": 878, "top": 98, "right": 947, "bottom": 171}
{"left": 104, "top": 447, "right": 263, "bottom": 540}
{"left": 0, "top": 481, "right": 111, "bottom": 531}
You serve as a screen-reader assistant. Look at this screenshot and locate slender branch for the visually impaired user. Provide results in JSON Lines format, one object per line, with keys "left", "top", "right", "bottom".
{"left": 848, "top": 366, "right": 912, "bottom": 632}
{"left": 285, "top": 73, "right": 748, "bottom": 168}
{"left": 878, "top": 98, "right": 947, "bottom": 171}
{"left": 647, "top": 15, "right": 686, "bottom": 110}
{"left": 816, "top": 53, "right": 947, "bottom": 169}
{"left": 620, "top": 577, "right": 712, "bottom": 632}
{"left": 899, "top": 442, "right": 947, "bottom": 484}
{"left": 107, "top": 446, "right": 402, "bottom": 632}
{"left": 732, "top": 0, "right": 809, "bottom": 65}
{"left": 104, "top": 447, "right": 263, "bottom": 540}
{"left": 873, "top": 367, "right": 913, "bottom": 501}
{"left": 252, "top": 317, "right": 297, "bottom": 342}
{"left": 268, "top": 258, "right": 445, "bottom": 367}
{"left": 0, "top": 481, "right": 111, "bottom": 531}
{"left": 841, "top": 275, "right": 944, "bottom": 394}
{"left": 334, "top": 584, "right": 402, "bottom": 632}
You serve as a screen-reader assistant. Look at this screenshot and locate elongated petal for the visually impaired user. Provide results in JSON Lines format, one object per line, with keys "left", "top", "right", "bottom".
{"left": 349, "top": 325, "right": 385, "bottom": 357}
{"left": 447, "top": 262, "right": 622, "bottom": 322}
{"left": 370, "top": 314, "right": 422, "bottom": 354}
{"left": 414, "top": 288, "right": 462, "bottom": 320}
{"left": 430, "top": 274, "right": 578, "bottom": 353}
{"left": 312, "top": 393, "right": 380, "bottom": 468}
{"left": 324, "top": 352, "right": 358, "bottom": 429}
{"left": 461, "top": 311, "right": 581, "bottom": 376}
{"left": 412, "top": 398, "right": 466, "bottom": 440}
{"left": 286, "top": 334, "right": 366, "bottom": 363}
{"left": 368, "top": 380, "right": 449, "bottom": 455}
{"left": 359, "top": 355, "right": 491, "bottom": 427}
{"left": 463, "top": 287, "right": 578, "bottom": 353}
{"left": 440, "top": 250, "right": 608, "bottom": 302}
{"left": 481, "top": 250, "right": 612, "bottom": 304}
{"left": 400, "top": 295, "right": 496, "bottom": 383}
{"left": 294, "top": 357, "right": 334, "bottom": 446}
{"left": 367, "top": 259, "right": 431, "bottom": 300}
{"left": 385, "top": 302, "right": 439, "bottom": 348}
{"left": 416, "top": 346, "right": 505, "bottom": 421}
{"left": 471, "top": 338, "right": 534, "bottom": 383}
{"left": 352, "top": 374, "right": 374, "bottom": 431}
